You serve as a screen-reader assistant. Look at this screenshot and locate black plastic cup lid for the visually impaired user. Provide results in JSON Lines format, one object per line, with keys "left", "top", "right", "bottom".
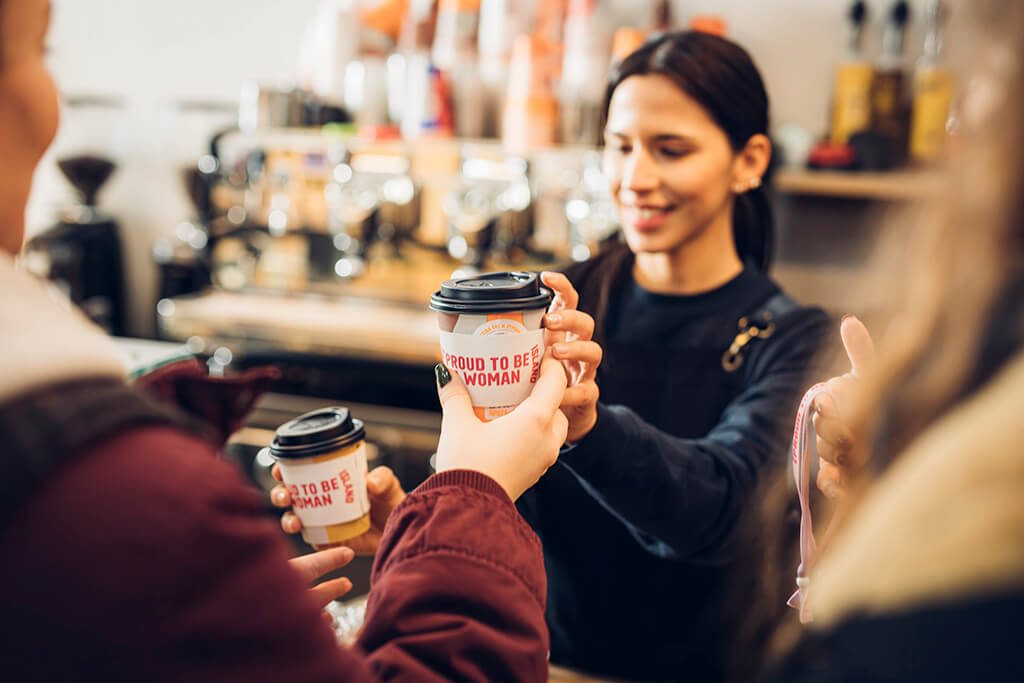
{"left": 269, "top": 407, "right": 366, "bottom": 459}
{"left": 429, "top": 271, "right": 553, "bottom": 314}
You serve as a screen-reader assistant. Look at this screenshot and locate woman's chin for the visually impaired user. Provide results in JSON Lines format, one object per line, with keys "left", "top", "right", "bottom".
{"left": 623, "top": 228, "right": 674, "bottom": 255}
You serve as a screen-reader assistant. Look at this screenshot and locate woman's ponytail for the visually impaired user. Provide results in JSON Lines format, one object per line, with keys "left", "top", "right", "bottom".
{"left": 733, "top": 183, "right": 774, "bottom": 271}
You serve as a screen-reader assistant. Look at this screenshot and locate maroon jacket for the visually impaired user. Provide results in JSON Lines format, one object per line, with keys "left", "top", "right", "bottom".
{"left": 0, "top": 424, "right": 549, "bottom": 681}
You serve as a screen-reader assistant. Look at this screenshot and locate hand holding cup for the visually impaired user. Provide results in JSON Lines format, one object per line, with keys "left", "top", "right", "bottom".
{"left": 541, "top": 271, "right": 603, "bottom": 443}
{"left": 434, "top": 354, "right": 569, "bottom": 501}
{"left": 271, "top": 464, "right": 406, "bottom": 555}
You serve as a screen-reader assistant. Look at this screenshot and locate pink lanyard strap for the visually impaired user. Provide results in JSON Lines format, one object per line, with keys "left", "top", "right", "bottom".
{"left": 786, "top": 382, "right": 833, "bottom": 624}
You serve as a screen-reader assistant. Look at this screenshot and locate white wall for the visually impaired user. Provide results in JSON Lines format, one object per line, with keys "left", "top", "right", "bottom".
{"left": 29, "top": 0, "right": 949, "bottom": 334}
{"left": 30, "top": 0, "right": 323, "bottom": 335}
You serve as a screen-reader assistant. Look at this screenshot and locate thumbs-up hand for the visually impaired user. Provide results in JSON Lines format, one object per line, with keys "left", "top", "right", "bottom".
{"left": 812, "top": 315, "right": 875, "bottom": 500}
{"left": 839, "top": 314, "right": 875, "bottom": 379}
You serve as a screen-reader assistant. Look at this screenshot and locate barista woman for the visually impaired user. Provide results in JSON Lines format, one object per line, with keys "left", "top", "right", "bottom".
{"left": 272, "top": 29, "right": 829, "bottom": 682}
{"left": 523, "top": 31, "right": 831, "bottom": 680}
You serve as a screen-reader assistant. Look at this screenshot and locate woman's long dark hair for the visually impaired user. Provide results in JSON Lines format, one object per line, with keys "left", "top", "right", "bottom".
{"left": 603, "top": 31, "right": 774, "bottom": 270}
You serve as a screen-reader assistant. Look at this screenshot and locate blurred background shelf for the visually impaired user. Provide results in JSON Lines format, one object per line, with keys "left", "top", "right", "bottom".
{"left": 775, "top": 168, "right": 946, "bottom": 201}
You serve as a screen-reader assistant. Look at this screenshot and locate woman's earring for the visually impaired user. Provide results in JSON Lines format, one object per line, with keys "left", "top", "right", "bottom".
{"left": 733, "top": 177, "right": 761, "bottom": 193}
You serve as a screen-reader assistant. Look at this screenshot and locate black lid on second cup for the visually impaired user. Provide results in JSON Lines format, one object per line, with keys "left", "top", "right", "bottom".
{"left": 429, "top": 271, "right": 553, "bottom": 314}
{"left": 270, "top": 407, "right": 365, "bottom": 459}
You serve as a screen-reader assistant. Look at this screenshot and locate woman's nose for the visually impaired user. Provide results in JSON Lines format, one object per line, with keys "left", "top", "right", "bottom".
{"left": 620, "top": 148, "right": 659, "bottom": 194}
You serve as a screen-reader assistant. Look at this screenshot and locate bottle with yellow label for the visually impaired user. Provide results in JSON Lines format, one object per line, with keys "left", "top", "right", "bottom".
{"left": 829, "top": 1, "right": 873, "bottom": 145}
{"left": 870, "top": 1, "right": 911, "bottom": 164}
{"left": 910, "top": 0, "right": 954, "bottom": 163}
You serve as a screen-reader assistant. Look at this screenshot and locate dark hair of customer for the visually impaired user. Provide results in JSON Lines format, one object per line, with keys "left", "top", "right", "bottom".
{"left": 604, "top": 30, "right": 775, "bottom": 270}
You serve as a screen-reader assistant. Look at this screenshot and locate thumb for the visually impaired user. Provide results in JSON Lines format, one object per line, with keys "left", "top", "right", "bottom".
{"left": 841, "top": 315, "right": 875, "bottom": 378}
{"left": 435, "top": 363, "right": 476, "bottom": 426}
{"left": 366, "top": 465, "right": 401, "bottom": 498}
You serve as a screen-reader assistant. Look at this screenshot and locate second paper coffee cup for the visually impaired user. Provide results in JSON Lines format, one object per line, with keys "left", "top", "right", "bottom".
{"left": 268, "top": 407, "right": 371, "bottom": 546}
{"left": 430, "top": 271, "right": 553, "bottom": 421}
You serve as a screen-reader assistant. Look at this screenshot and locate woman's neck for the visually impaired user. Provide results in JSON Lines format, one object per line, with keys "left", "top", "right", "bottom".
{"left": 0, "top": 204, "right": 25, "bottom": 255}
{"left": 632, "top": 215, "right": 744, "bottom": 295}
{"left": 0, "top": 172, "right": 29, "bottom": 255}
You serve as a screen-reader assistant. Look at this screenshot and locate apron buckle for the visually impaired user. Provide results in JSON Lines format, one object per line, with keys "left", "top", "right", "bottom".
{"left": 721, "top": 315, "right": 777, "bottom": 371}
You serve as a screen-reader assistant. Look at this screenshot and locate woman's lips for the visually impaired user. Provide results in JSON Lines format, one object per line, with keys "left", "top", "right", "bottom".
{"left": 621, "top": 206, "right": 674, "bottom": 232}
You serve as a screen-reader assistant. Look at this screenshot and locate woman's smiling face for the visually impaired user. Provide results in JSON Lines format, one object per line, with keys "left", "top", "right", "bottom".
{"left": 602, "top": 73, "right": 743, "bottom": 257}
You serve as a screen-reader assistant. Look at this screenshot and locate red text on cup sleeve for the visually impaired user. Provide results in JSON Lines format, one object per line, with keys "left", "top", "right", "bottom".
{"left": 443, "top": 345, "right": 541, "bottom": 386}
{"left": 288, "top": 469, "right": 357, "bottom": 509}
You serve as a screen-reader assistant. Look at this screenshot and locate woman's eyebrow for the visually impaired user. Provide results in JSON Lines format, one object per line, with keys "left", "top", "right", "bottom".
{"left": 650, "top": 133, "right": 698, "bottom": 144}
{"left": 603, "top": 131, "right": 699, "bottom": 145}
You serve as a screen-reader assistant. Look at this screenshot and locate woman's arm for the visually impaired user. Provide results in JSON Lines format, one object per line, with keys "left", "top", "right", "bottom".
{"left": 558, "top": 309, "right": 830, "bottom": 564}
{"left": 357, "top": 471, "right": 549, "bottom": 682}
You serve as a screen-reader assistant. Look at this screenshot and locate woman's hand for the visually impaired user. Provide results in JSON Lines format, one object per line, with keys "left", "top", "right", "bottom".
{"left": 434, "top": 352, "right": 568, "bottom": 501}
{"left": 288, "top": 545, "right": 355, "bottom": 608}
{"left": 541, "top": 271, "right": 603, "bottom": 443}
{"left": 812, "top": 316, "right": 875, "bottom": 500}
{"left": 271, "top": 465, "right": 406, "bottom": 554}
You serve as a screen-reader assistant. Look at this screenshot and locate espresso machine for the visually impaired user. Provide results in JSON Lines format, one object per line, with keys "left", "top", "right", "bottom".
{"left": 152, "top": 156, "right": 217, "bottom": 304}
{"left": 442, "top": 152, "right": 534, "bottom": 272}
{"left": 23, "top": 154, "right": 127, "bottom": 336}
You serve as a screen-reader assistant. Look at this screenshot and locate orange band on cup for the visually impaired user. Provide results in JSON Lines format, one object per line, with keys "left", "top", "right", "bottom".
{"left": 486, "top": 312, "right": 525, "bottom": 324}
{"left": 475, "top": 405, "right": 514, "bottom": 421}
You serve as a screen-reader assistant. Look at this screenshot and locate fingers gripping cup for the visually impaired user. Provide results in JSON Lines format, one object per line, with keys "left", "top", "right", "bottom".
{"left": 430, "top": 271, "right": 553, "bottom": 421}
{"left": 268, "top": 407, "right": 371, "bottom": 546}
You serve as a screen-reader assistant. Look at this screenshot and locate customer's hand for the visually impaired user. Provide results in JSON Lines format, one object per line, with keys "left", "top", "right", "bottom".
{"left": 813, "top": 316, "right": 875, "bottom": 500}
{"left": 271, "top": 465, "right": 406, "bottom": 554}
{"left": 541, "top": 271, "right": 602, "bottom": 443}
{"left": 434, "top": 352, "right": 568, "bottom": 501}
{"left": 288, "top": 545, "right": 355, "bottom": 608}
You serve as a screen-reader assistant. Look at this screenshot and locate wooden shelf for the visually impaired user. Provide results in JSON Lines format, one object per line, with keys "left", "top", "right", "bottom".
{"left": 774, "top": 168, "right": 945, "bottom": 201}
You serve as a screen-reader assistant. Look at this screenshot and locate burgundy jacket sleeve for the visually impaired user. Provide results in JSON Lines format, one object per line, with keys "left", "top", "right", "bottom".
{"left": 2, "top": 426, "right": 359, "bottom": 682}
{"left": 356, "top": 470, "right": 550, "bottom": 682}
{"left": 133, "top": 357, "right": 280, "bottom": 446}
{"left": 1, "top": 427, "right": 548, "bottom": 682}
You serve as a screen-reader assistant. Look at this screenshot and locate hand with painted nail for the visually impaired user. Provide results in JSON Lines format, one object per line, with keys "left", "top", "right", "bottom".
{"left": 435, "top": 352, "right": 569, "bottom": 501}
{"left": 270, "top": 465, "right": 407, "bottom": 555}
{"left": 812, "top": 315, "right": 875, "bottom": 500}
{"left": 288, "top": 545, "right": 357, "bottom": 608}
{"left": 540, "top": 271, "right": 603, "bottom": 443}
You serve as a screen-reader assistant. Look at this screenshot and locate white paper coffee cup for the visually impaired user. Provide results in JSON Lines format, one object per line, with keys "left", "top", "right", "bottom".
{"left": 268, "top": 407, "right": 371, "bottom": 545}
{"left": 430, "top": 272, "right": 553, "bottom": 421}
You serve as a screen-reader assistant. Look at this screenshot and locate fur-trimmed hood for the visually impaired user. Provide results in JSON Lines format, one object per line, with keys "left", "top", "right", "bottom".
{"left": 0, "top": 252, "right": 124, "bottom": 404}
{"left": 811, "top": 351, "right": 1024, "bottom": 627}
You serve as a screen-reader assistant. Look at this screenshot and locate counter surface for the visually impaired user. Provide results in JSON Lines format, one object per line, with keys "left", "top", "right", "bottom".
{"left": 160, "top": 290, "right": 441, "bottom": 366}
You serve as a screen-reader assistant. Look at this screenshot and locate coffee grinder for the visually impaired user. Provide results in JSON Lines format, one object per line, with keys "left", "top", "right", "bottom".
{"left": 23, "top": 154, "right": 127, "bottom": 336}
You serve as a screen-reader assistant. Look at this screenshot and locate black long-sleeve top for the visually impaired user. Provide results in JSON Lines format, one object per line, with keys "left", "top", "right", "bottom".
{"left": 517, "top": 244, "right": 830, "bottom": 681}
